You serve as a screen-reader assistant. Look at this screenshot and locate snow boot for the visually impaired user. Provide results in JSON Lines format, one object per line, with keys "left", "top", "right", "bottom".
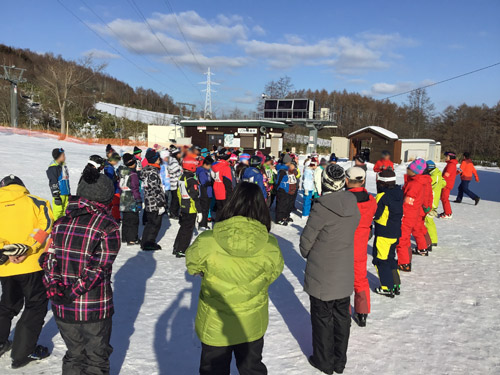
{"left": 412, "top": 248, "right": 429, "bottom": 256}
{"left": 432, "top": 243, "right": 437, "bottom": 247}
{"left": 438, "top": 213, "right": 452, "bottom": 219}
{"left": 0, "top": 340, "right": 12, "bottom": 358}
{"left": 357, "top": 313, "right": 367, "bottom": 327}
{"left": 175, "top": 251, "right": 186, "bottom": 258}
{"left": 453, "top": 199, "right": 461, "bottom": 203}
{"left": 393, "top": 285, "right": 401, "bottom": 296}
{"left": 11, "top": 345, "right": 50, "bottom": 369}
{"left": 307, "top": 356, "right": 333, "bottom": 375}
{"left": 474, "top": 197, "right": 480, "bottom": 206}
{"left": 374, "top": 287, "right": 395, "bottom": 298}
{"left": 141, "top": 243, "right": 162, "bottom": 251}
{"left": 286, "top": 217, "right": 294, "bottom": 223}
{"left": 276, "top": 220, "right": 288, "bottom": 226}
{"left": 398, "top": 263, "right": 411, "bottom": 272}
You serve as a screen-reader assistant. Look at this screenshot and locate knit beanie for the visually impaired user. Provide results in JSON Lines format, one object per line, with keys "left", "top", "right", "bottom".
{"left": 378, "top": 169, "right": 396, "bottom": 185}
{"left": 322, "top": 164, "right": 346, "bottom": 193}
{"left": 160, "top": 150, "right": 170, "bottom": 160}
{"left": 52, "top": 148, "right": 64, "bottom": 160}
{"left": 106, "top": 144, "right": 114, "bottom": 154}
{"left": 133, "top": 146, "right": 142, "bottom": 155}
{"left": 408, "top": 158, "right": 427, "bottom": 175}
{"left": 122, "top": 153, "right": 136, "bottom": 167}
{"left": 329, "top": 153, "right": 338, "bottom": 163}
{"left": 426, "top": 160, "right": 436, "bottom": 170}
{"left": 77, "top": 173, "right": 115, "bottom": 205}
{"left": 145, "top": 149, "right": 160, "bottom": 164}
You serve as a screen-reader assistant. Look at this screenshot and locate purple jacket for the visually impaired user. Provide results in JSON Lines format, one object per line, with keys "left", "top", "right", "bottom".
{"left": 40, "top": 196, "right": 121, "bottom": 322}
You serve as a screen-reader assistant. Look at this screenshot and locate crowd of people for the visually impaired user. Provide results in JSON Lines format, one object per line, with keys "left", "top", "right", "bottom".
{"left": 0, "top": 142, "right": 481, "bottom": 374}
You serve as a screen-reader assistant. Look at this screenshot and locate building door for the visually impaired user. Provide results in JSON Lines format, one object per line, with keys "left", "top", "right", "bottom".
{"left": 208, "top": 134, "right": 224, "bottom": 149}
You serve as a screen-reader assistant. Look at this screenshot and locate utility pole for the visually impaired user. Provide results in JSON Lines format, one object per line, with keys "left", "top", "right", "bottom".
{"left": 176, "top": 102, "right": 196, "bottom": 120}
{"left": 0, "top": 65, "right": 27, "bottom": 128}
{"left": 199, "top": 67, "right": 219, "bottom": 119}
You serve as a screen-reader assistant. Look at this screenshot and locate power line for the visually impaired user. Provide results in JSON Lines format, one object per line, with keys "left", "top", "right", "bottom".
{"left": 161, "top": 0, "right": 204, "bottom": 72}
{"left": 383, "top": 61, "right": 500, "bottom": 100}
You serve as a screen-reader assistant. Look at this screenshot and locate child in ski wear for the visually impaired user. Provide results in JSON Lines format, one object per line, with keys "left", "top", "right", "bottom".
{"left": 424, "top": 160, "right": 446, "bottom": 245}
{"left": 275, "top": 154, "right": 298, "bottom": 225}
{"left": 211, "top": 151, "right": 234, "bottom": 214}
{"left": 313, "top": 159, "right": 326, "bottom": 198}
{"left": 241, "top": 156, "right": 267, "bottom": 200}
{"left": 373, "top": 169, "right": 404, "bottom": 296}
{"left": 46, "top": 148, "right": 70, "bottom": 220}
{"left": 346, "top": 167, "right": 377, "bottom": 326}
{"left": 440, "top": 151, "right": 459, "bottom": 218}
{"left": 119, "top": 153, "right": 142, "bottom": 245}
{"left": 168, "top": 149, "right": 182, "bottom": 219}
{"left": 456, "top": 152, "right": 480, "bottom": 205}
{"left": 133, "top": 146, "right": 143, "bottom": 171}
{"left": 196, "top": 156, "right": 214, "bottom": 229}
{"left": 104, "top": 152, "right": 122, "bottom": 222}
{"left": 302, "top": 158, "right": 317, "bottom": 218}
{"left": 173, "top": 156, "right": 202, "bottom": 257}
{"left": 159, "top": 150, "right": 171, "bottom": 210}
{"left": 396, "top": 158, "right": 432, "bottom": 271}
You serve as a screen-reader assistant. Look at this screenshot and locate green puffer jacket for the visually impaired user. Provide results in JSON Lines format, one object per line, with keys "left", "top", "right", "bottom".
{"left": 186, "top": 216, "right": 284, "bottom": 347}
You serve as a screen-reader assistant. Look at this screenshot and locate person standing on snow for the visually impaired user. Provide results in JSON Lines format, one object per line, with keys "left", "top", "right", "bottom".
{"left": 242, "top": 156, "right": 267, "bottom": 200}
{"left": 372, "top": 169, "right": 404, "bottom": 298}
{"left": 455, "top": 152, "right": 480, "bottom": 205}
{"left": 275, "top": 153, "right": 298, "bottom": 225}
{"left": 313, "top": 158, "right": 327, "bottom": 198}
{"left": 46, "top": 148, "right": 70, "bottom": 220}
{"left": 353, "top": 154, "right": 368, "bottom": 188}
{"left": 173, "top": 155, "right": 202, "bottom": 258}
{"left": 373, "top": 150, "right": 394, "bottom": 173}
{"left": 104, "top": 152, "right": 122, "bottom": 222}
{"left": 424, "top": 160, "right": 446, "bottom": 246}
{"left": 212, "top": 150, "right": 234, "bottom": 215}
{"left": 140, "top": 149, "right": 166, "bottom": 251}
{"left": 159, "top": 150, "right": 171, "bottom": 212}
{"left": 300, "top": 164, "right": 360, "bottom": 375}
{"left": 196, "top": 156, "right": 214, "bottom": 230}
{"left": 186, "top": 182, "right": 284, "bottom": 375}
{"left": 301, "top": 157, "right": 317, "bottom": 218}
{"left": 439, "top": 151, "right": 459, "bottom": 219}
{"left": 133, "top": 146, "right": 143, "bottom": 171}
{"left": 39, "top": 172, "right": 120, "bottom": 375}
{"left": 168, "top": 149, "right": 182, "bottom": 220}
{"left": 345, "top": 167, "right": 377, "bottom": 327}
{"left": 0, "top": 175, "right": 53, "bottom": 368}
{"left": 118, "top": 153, "right": 142, "bottom": 246}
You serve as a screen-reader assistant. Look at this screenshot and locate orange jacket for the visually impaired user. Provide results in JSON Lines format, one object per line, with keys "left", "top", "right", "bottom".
{"left": 459, "top": 159, "right": 479, "bottom": 182}
{"left": 373, "top": 159, "right": 394, "bottom": 173}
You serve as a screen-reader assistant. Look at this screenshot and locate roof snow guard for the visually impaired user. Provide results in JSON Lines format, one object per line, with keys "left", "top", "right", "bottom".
{"left": 180, "top": 119, "right": 288, "bottom": 129}
{"left": 348, "top": 126, "right": 398, "bottom": 140}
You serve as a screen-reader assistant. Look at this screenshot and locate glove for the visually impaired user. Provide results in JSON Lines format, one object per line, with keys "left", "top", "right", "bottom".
{"left": 158, "top": 207, "right": 166, "bottom": 216}
{"left": 2, "top": 243, "right": 30, "bottom": 257}
{"left": 135, "top": 201, "right": 142, "bottom": 212}
{"left": 54, "top": 195, "right": 62, "bottom": 206}
{"left": 423, "top": 206, "right": 431, "bottom": 214}
{"left": 197, "top": 213, "right": 203, "bottom": 223}
{"left": 428, "top": 209, "right": 438, "bottom": 218}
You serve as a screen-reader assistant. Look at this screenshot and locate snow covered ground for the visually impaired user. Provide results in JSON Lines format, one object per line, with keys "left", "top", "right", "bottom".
{"left": 1, "top": 128, "right": 499, "bottom": 375}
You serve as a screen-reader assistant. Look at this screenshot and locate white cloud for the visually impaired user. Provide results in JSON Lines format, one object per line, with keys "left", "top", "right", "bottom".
{"left": 367, "top": 79, "right": 435, "bottom": 96}
{"left": 252, "top": 25, "right": 266, "bottom": 36}
{"left": 232, "top": 91, "right": 257, "bottom": 104}
{"left": 284, "top": 34, "right": 305, "bottom": 45}
{"left": 82, "top": 48, "right": 120, "bottom": 60}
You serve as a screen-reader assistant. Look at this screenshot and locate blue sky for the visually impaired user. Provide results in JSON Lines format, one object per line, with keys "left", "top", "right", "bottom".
{"left": 1, "top": 0, "right": 499, "bottom": 115}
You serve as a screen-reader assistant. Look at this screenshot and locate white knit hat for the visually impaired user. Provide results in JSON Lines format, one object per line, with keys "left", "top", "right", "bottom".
{"left": 322, "top": 164, "right": 346, "bottom": 192}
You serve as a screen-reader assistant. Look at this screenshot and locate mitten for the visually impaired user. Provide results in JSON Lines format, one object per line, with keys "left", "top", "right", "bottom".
{"left": 2, "top": 243, "right": 30, "bottom": 257}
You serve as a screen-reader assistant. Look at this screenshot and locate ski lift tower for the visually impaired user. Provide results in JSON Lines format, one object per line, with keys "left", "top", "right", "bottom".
{"left": 0, "top": 65, "right": 26, "bottom": 128}
{"left": 261, "top": 96, "right": 337, "bottom": 153}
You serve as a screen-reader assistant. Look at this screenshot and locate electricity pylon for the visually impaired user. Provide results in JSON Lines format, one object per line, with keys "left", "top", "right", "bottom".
{"left": 199, "top": 67, "right": 219, "bottom": 119}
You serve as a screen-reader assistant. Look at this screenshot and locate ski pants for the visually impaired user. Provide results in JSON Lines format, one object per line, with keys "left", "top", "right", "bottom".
{"left": 0, "top": 271, "right": 48, "bottom": 362}
{"left": 397, "top": 214, "right": 428, "bottom": 264}
{"left": 425, "top": 214, "right": 438, "bottom": 245}
{"left": 56, "top": 318, "right": 113, "bottom": 375}
{"left": 141, "top": 211, "right": 163, "bottom": 248}
{"left": 169, "top": 189, "right": 180, "bottom": 217}
{"left": 457, "top": 180, "right": 478, "bottom": 201}
{"left": 353, "top": 229, "right": 371, "bottom": 315}
{"left": 199, "top": 197, "right": 210, "bottom": 228}
{"left": 173, "top": 213, "right": 197, "bottom": 253}
{"left": 53, "top": 195, "right": 69, "bottom": 221}
{"left": 441, "top": 187, "right": 452, "bottom": 216}
{"left": 110, "top": 194, "right": 121, "bottom": 222}
{"left": 200, "top": 337, "right": 267, "bottom": 375}
{"left": 372, "top": 236, "right": 401, "bottom": 290}
{"left": 302, "top": 191, "right": 313, "bottom": 217}
{"left": 275, "top": 190, "right": 293, "bottom": 222}
{"left": 309, "top": 295, "right": 351, "bottom": 375}
{"left": 121, "top": 211, "right": 139, "bottom": 243}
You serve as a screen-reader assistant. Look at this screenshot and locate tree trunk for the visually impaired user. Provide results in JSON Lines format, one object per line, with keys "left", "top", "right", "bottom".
{"left": 60, "top": 111, "right": 66, "bottom": 137}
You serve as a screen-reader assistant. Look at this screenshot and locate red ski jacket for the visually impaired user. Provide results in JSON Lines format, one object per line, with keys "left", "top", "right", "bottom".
{"left": 459, "top": 159, "right": 479, "bottom": 182}
{"left": 212, "top": 160, "right": 234, "bottom": 200}
{"left": 402, "top": 174, "right": 432, "bottom": 218}
{"left": 442, "top": 159, "right": 459, "bottom": 189}
{"left": 373, "top": 159, "right": 394, "bottom": 173}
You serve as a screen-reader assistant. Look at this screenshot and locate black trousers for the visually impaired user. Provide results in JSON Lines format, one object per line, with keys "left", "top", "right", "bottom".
{"left": 169, "top": 189, "right": 180, "bottom": 216}
{"left": 275, "top": 190, "right": 293, "bottom": 222}
{"left": 57, "top": 318, "right": 113, "bottom": 375}
{"left": 173, "top": 213, "right": 197, "bottom": 253}
{"left": 141, "top": 211, "right": 163, "bottom": 247}
{"left": 310, "top": 295, "right": 351, "bottom": 374}
{"left": 199, "top": 197, "right": 211, "bottom": 228}
{"left": 0, "top": 271, "right": 48, "bottom": 362}
{"left": 200, "top": 337, "right": 267, "bottom": 375}
{"left": 121, "top": 211, "right": 139, "bottom": 243}
{"left": 287, "top": 191, "right": 297, "bottom": 217}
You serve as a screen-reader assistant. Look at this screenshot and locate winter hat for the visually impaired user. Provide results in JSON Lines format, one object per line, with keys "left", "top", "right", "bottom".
{"left": 408, "top": 158, "right": 427, "bottom": 175}
{"left": 346, "top": 166, "right": 366, "bottom": 182}
{"left": 122, "top": 153, "right": 136, "bottom": 167}
{"left": 218, "top": 148, "right": 228, "bottom": 156}
{"left": 282, "top": 153, "right": 293, "bottom": 164}
{"left": 249, "top": 156, "right": 262, "bottom": 168}
{"left": 171, "top": 148, "right": 181, "bottom": 158}
{"left": 444, "top": 151, "right": 456, "bottom": 159}
{"left": 354, "top": 154, "right": 366, "bottom": 164}
{"left": 329, "top": 153, "right": 338, "bottom": 163}
{"left": 182, "top": 155, "right": 198, "bottom": 172}
{"left": 153, "top": 144, "right": 160, "bottom": 150}
{"left": 239, "top": 153, "right": 251, "bottom": 162}
{"left": 230, "top": 153, "right": 238, "bottom": 162}
{"left": 463, "top": 152, "right": 471, "bottom": 159}
{"left": 52, "top": 148, "right": 65, "bottom": 160}
{"left": 108, "top": 152, "right": 121, "bottom": 162}
{"left": 77, "top": 174, "right": 115, "bottom": 205}
{"left": 145, "top": 149, "right": 160, "bottom": 164}
{"left": 201, "top": 148, "right": 209, "bottom": 157}
{"left": 378, "top": 169, "right": 396, "bottom": 183}
{"left": 203, "top": 156, "right": 214, "bottom": 165}
{"left": 426, "top": 160, "right": 436, "bottom": 170}
{"left": 310, "top": 157, "right": 318, "bottom": 166}
{"left": 0, "top": 174, "right": 25, "bottom": 188}
{"left": 160, "top": 150, "right": 170, "bottom": 160}
{"left": 106, "top": 144, "right": 114, "bottom": 154}
{"left": 322, "top": 164, "right": 346, "bottom": 193}
{"left": 88, "top": 155, "right": 105, "bottom": 169}
{"left": 133, "top": 146, "right": 142, "bottom": 155}
{"left": 319, "top": 158, "right": 327, "bottom": 166}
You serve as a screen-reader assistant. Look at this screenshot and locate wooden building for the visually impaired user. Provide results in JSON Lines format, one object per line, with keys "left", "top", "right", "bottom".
{"left": 181, "top": 120, "right": 288, "bottom": 156}
{"left": 348, "top": 126, "right": 401, "bottom": 163}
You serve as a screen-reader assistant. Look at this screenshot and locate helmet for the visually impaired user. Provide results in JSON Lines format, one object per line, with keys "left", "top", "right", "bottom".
{"left": 0, "top": 174, "right": 25, "bottom": 188}
{"left": 182, "top": 156, "right": 198, "bottom": 172}
{"left": 249, "top": 155, "right": 262, "bottom": 168}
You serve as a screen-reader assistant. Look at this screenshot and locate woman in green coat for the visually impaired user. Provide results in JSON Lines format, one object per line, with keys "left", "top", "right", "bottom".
{"left": 186, "top": 182, "right": 284, "bottom": 375}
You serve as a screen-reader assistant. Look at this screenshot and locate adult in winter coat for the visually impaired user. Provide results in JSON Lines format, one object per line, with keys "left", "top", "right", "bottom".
{"left": 104, "top": 152, "right": 122, "bottom": 222}
{"left": 372, "top": 169, "right": 404, "bottom": 297}
{"left": 140, "top": 149, "right": 167, "bottom": 251}
{"left": 0, "top": 175, "right": 53, "bottom": 368}
{"left": 186, "top": 182, "right": 284, "bottom": 375}
{"left": 173, "top": 156, "right": 202, "bottom": 258}
{"left": 211, "top": 153, "right": 234, "bottom": 214}
{"left": 313, "top": 158, "right": 327, "bottom": 198}
{"left": 168, "top": 149, "right": 183, "bottom": 219}
{"left": 46, "top": 148, "right": 70, "bottom": 220}
{"left": 118, "top": 153, "right": 142, "bottom": 245}
{"left": 159, "top": 150, "right": 171, "bottom": 210}
{"left": 440, "top": 151, "right": 459, "bottom": 219}
{"left": 196, "top": 156, "right": 214, "bottom": 230}
{"left": 346, "top": 167, "right": 377, "bottom": 327}
{"left": 396, "top": 158, "right": 432, "bottom": 272}
{"left": 353, "top": 154, "right": 368, "bottom": 188}
{"left": 302, "top": 158, "right": 317, "bottom": 218}
{"left": 424, "top": 161, "right": 446, "bottom": 245}
{"left": 456, "top": 152, "right": 480, "bottom": 205}
{"left": 242, "top": 156, "right": 267, "bottom": 200}
{"left": 39, "top": 172, "right": 120, "bottom": 375}
{"left": 275, "top": 154, "right": 299, "bottom": 225}
{"left": 373, "top": 150, "right": 394, "bottom": 173}
{"left": 300, "top": 164, "right": 360, "bottom": 375}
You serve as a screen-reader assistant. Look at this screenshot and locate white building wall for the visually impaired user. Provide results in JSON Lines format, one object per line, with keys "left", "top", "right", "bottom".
{"left": 400, "top": 140, "right": 441, "bottom": 163}
{"left": 330, "top": 136, "right": 349, "bottom": 158}
{"left": 148, "top": 125, "right": 185, "bottom": 148}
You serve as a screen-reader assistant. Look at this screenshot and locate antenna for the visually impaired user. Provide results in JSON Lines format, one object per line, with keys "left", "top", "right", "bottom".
{"left": 0, "top": 65, "right": 27, "bottom": 128}
{"left": 199, "top": 67, "right": 219, "bottom": 119}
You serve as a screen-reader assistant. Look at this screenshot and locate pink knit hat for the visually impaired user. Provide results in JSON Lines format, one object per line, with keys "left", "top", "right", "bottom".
{"left": 408, "top": 158, "right": 427, "bottom": 175}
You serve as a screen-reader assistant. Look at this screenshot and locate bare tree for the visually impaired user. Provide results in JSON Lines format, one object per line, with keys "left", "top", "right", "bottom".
{"left": 257, "top": 75, "right": 295, "bottom": 112}
{"left": 406, "top": 88, "right": 435, "bottom": 138}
